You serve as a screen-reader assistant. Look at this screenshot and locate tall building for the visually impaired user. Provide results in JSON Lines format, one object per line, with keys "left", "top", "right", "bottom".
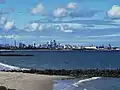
{"left": 53, "top": 40, "right": 57, "bottom": 48}
{"left": 19, "top": 42, "right": 26, "bottom": 48}
{"left": 14, "top": 40, "right": 17, "bottom": 48}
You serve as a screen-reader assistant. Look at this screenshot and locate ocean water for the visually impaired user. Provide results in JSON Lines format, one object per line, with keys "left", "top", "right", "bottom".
{"left": 0, "top": 50, "right": 120, "bottom": 90}
{"left": 53, "top": 78, "right": 120, "bottom": 90}
{"left": 0, "top": 50, "right": 119, "bottom": 69}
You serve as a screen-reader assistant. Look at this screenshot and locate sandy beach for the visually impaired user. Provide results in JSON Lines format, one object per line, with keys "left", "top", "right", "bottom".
{"left": 0, "top": 71, "right": 70, "bottom": 90}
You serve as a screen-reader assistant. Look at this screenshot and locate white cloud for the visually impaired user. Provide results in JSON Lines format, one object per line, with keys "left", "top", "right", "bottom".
{"left": 0, "top": 16, "right": 7, "bottom": 24}
{"left": 31, "top": 23, "right": 39, "bottom": 30}
{"left": 52, "top": 2, "right": 77, "bottom": 18}
{"left": 25, "top": 22, "right": 88, "bottom": 32}
{"left": 56, "top": 23, "right": 85, "bottom": 32}
{"left": 3, "top": 35, "right": 16, "bottom": 39}
{"left": 87, "top": 33, "right": 120, "bottom": 38}
{"left": 25, "top": 22, "right": 40, "bottom": 31}
{"left": 0, "top": 16, "right": 15, "bottom": 30}
{"left": 67, "top": 2, "right": 77, "bottom": 9}
{"left": 4, "top": 20, "right": 14, "bottom": 30}
{"left": 53, "top": 8, "right": 68, "bottom": 18}
{"left": 108, "top": 5, "right": 120, "bottom": 19}
{"left": 39, "top": 25, "right": 43, "bottom": 31}
{"left": 25, "top": 21, "right": 120, "bottom": 33}
{"left": 85, "top": 24, "right": 120, "bottom": 29}
{"left": 31, "top": 3, "right": 44, "bottom": 14}
{"left": 62, "top": 30, "right": 73, "bottom": 33}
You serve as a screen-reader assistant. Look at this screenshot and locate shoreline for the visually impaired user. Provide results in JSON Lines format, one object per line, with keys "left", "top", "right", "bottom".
{"left": 0, "top": 71, "right": 71, "bottom": 90}
{"left": 2, "top": 69, "right": 120, "bottom": 78}
{"left": 0, "top": 49, "right": 120, "bottom": 52}
{"left": 0, "top": 69, "right": 120, "bottom": 90}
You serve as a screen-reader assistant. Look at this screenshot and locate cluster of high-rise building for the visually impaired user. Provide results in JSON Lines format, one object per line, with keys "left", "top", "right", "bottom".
{"left": 0, "top": 40, "right": 62, "bottom": 50}
{"left": 0, "top": 40, "right": 119, "bottom": 50}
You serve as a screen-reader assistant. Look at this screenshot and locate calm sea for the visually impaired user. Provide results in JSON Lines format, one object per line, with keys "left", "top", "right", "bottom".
{"left": 0, "top": 50, "right": 119, "bottom": 69}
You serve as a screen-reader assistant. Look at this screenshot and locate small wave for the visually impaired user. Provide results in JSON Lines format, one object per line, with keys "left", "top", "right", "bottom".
{"left": 60, "top": 77, "right": 101, "bottom": 90}
{"left": 73, "top": 77, "right": 101, "bottom": 87}
{"left": 0, "top": 62, "right": 29, "bottom": 70}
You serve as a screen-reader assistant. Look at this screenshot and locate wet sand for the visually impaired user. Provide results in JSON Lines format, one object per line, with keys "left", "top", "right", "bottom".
{"left": 0, "top": 72, "right": 70, "bottom": 90}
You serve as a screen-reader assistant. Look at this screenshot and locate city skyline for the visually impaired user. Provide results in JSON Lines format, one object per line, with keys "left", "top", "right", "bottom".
{"left": 0, "top": 0, "right": 120, "bottom": 45}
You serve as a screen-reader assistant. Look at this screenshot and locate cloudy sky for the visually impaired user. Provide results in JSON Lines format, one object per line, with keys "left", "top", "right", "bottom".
{"left": 0, "top": 0, "right": 120, "bottom": 46}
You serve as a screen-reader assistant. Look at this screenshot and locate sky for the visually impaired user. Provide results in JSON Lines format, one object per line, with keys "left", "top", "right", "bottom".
{"left": 0, "top": 0, "right": 120, "bottom": 46}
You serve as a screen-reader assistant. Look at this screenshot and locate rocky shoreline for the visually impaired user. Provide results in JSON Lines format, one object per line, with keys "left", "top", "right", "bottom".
{"left": 2, "top": 69, "right": 120, "bottom": 78}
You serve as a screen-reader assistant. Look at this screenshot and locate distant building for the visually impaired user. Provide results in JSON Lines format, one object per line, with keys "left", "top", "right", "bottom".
{"left": 84, "top": 46, "right": 97, "bottom": 50}
{"left": 19, "top": 42, "right": 26, "bottom": 48}
{"left": 14, "top": 40, "right": 17, "bottom": 48}
{"left": 5, "top": 44, "right": 10, "bottom": 48}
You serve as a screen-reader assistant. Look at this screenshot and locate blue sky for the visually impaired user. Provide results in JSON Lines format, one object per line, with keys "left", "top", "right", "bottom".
{"left": 0, "top": 0, "right": 120, "bottom": 46}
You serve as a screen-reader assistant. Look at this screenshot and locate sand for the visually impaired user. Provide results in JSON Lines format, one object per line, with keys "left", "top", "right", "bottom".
{"left": 0, "top": 72, "right": 70, "bottom": 90}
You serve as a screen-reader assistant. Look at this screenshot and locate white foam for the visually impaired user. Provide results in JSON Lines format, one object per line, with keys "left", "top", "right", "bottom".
{"left": 0, "top": 62, "right": 20, "bottom": 70}
{"left": 0, "top": 62, "right": 29, "bottom": 70}
{"left": 73, "top": 77, "right": 101, "bottom": 87}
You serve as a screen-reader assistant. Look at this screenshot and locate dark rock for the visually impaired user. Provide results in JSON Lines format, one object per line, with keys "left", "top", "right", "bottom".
{"left": 0, "top": 86, "right": 7, "bottom": 90}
